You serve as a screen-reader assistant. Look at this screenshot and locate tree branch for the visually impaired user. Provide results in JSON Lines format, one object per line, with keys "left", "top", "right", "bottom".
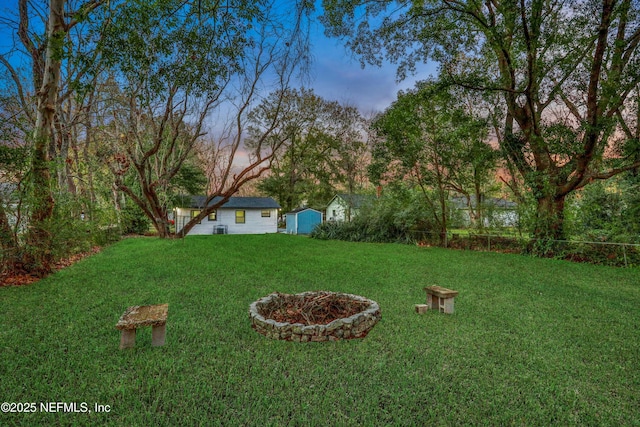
{"left": 0, "top": 54, "right": 35, "bottom": 124}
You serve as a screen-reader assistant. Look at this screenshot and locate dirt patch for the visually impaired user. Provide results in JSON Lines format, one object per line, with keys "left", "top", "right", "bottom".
{"left": 0, "top": 246, "right": 102, "bottom": 287}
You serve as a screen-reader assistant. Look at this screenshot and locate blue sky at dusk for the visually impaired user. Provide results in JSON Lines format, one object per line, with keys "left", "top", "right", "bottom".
{"left": 0, "top": 1, "right": 438, "bottom": 114}
{"left": 308, "top": 20, "right": 438, "bottom": 114}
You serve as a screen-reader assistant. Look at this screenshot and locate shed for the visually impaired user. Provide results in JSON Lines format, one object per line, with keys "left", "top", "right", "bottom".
{"left": 286, "top": 208, "right": 322, "bottom": 235}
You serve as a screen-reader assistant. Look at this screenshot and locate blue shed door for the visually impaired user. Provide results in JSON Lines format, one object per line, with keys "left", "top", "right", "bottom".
{"left": 297, "top": 211, "right": 320, "bottom": 234}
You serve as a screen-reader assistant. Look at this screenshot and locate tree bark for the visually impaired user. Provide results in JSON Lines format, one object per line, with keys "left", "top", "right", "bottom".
{"left": 529, "top": 194, "right": 567, "bottom": 255}
{"left": 23, "top": 0, "right": 66, "bottom": 275}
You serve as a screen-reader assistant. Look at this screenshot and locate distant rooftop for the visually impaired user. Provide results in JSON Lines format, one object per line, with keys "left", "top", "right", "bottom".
{"left": 183, "top": 196, "right": 281, "bottom": 210}
{"left": 329, "top": 194, "right": 375, "bottom": 209}
{"left": 287, "top": 207, "right": 322, "bottom": 214}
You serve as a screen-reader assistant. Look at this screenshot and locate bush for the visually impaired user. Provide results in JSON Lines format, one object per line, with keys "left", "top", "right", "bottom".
{"left": 564, "top": 177, "right": 638, "bottom": 244}
{"left": 19, "top": 201, "right": 101, "bottom": 272}
{"left": 120, "top": 204, "right": 151, "bottom": 235}
{"left": 310, "top": 189, "right": 435, "bottom": 244}
{"left": 310, "top": 217, "right": 413, "bottom": 243}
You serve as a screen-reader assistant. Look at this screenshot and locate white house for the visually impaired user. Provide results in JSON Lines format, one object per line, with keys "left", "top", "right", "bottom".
{"left": 451, "top": 196, "right": 519, "bottom": 228}
{"left": 174, "top": 196, "right": 280, "bottom": 236}
{"left": 326, "top": 194, "right": 374, "bottom": 222}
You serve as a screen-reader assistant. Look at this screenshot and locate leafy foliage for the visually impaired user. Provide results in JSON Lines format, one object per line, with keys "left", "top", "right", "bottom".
{"left": 571, "top": 175, "right": 640, "bottom": 243}
{"left": 310, "top": 188, "right": 434, "bottom": 243}
{"left": 371, "top": 80, "right": 497, "bottom": 234}
{"left": 251, "top": 88, "right": 368, "bottom": 212}
{"left": 119, "top": 203, "right": 152, "bottom": 235}
{"left": 101, "top": 0, "right": 252, "bottom": 99}
{"left": 17, "top": 193, "right": 120, "bottom": 274}
{"left": 321, "top": 0, "right": 640, "bottom": 241}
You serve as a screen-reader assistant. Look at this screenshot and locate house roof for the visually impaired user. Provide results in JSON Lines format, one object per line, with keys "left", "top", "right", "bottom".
{"left": 327, "top": 194, "right": 374, "bottom": 209}
{"left": 185, "top": 196, "right": 280, "bottom": 209}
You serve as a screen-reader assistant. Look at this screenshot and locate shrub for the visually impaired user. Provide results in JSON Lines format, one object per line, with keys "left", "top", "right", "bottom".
{"left": 310, "top": 190, "right": 435, "bottom": 243}
{"left": 565, "top": 176, "right": 639, "bottom": 244}
{"left": 120, "top": 204, "right": 151, "bottom": 235}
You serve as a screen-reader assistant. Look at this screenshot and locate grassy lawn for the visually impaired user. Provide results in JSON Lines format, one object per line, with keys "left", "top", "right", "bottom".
{"left": 1, "top": 234, "right": 639, "bottom": 426}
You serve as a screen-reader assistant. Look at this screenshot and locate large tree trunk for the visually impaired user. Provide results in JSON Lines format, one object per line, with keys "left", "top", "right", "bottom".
{"left": 150, "top": 207, "right": 171, "bottom": 239}
{"left": 23, "top": 0, "right": 66, "bottom": 276}
{"left": 530, "top": 193, "right": 567, "bottom": 255}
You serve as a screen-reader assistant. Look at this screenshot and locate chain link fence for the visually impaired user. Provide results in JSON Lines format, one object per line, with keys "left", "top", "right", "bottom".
{"left": 408, "top": 230, "right": 640, "bottom": 268}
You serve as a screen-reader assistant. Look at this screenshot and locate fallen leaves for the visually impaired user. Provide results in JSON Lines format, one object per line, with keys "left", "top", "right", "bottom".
{"left": 0, "top": 246, "right": 102, "bottom": 287}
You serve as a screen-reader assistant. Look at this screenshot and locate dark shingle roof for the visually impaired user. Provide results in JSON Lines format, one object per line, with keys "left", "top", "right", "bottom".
{"left": 187, "top": 196, "right": 280, "bottom": 209}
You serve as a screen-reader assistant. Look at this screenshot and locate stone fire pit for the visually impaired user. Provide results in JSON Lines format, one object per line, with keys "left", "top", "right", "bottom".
{"left": 249, "top": 291, "right": 381, "bottom": 341}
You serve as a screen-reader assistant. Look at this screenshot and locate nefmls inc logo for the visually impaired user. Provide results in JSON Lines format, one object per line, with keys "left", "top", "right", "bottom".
{"left": 40, "top": 402, "right": 90, "bottom": 413}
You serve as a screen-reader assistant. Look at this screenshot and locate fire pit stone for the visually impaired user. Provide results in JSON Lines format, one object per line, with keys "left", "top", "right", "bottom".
{"left": 249, "top": 291, "right": 381, "bottom": 341}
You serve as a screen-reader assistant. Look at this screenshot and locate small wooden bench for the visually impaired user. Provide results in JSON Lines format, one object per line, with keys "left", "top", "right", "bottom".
{"left": 116, "top": 304, "right": 168, "bottom": 349}
{"left": 424, "top": 286, "right": 458, "bottom": 314}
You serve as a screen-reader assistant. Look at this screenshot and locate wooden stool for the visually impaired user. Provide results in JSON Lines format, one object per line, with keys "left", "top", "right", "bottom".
{"left": 116, "top": 304, "right": 168, "bottom": 349}
{"left": 424, "top": 286, "right": 458, "bottom": 314}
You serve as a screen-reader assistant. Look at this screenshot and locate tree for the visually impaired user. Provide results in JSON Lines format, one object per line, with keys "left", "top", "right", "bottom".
{"left": 321, "top": 0, "right": 640, "bottom": 243}
{"left": 0, "top": 0, "right": 105, "bottom": 274}
{"left": 252, "top": 89, "right": 369, "bottom": 213}
{"left": 0, "top": 97, "right": 29, "bottom": 271}
{"left": 572, "top": 172, "right": 640, "bottom": 242}
{"left": 98, "top": 0, "right": 311, "bottom": 238}
{"left": 371, "top": 80, "right": 495, "bottom": 240}
{"left": 0, "top": 60, "right": 32, "bottom": 271}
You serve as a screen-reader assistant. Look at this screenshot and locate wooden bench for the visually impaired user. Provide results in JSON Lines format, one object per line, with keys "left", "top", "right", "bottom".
{"left": 116, "top": 304, "right": 168, "bottom": 349}
{"left": 424, "top": 286, "right": 458, "bottom": 314}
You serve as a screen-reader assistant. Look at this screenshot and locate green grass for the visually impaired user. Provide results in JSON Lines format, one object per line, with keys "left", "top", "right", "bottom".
{"left": 1, "top": 234, "right": 639, "bottom": 426}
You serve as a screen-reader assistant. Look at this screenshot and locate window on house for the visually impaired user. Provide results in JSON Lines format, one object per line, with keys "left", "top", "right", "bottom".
{"left": 191, "top": 210, "right": 202, "bottom": 224}
{"left": 208, "top": 210, "right": 217, "bottom": 221}
{"left": 235, "top": 210, "right": 245, "bottom": 224}
{"left": 261, "top": 210, "right": 271, "bottom": 218}
{"left": 332, "top": 210, "right": 336, "bottom": 217}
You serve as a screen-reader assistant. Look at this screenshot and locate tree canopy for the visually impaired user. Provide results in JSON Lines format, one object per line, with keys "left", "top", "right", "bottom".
{"left": 322, "top": 0, "right": 640, "bottom": 241}
{"left": 372, "top": 80, "right": 496, "bottom": 236}
{"left": 250, "top": 88, "right": 368, "bottom": 212}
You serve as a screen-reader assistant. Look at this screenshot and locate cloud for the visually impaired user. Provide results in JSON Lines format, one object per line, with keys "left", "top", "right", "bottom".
{"left": 313, "top": 59, "right": 397, "bottom": 112}
{"left": 309, "top": 36, "right": 437, "bottom": 113}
